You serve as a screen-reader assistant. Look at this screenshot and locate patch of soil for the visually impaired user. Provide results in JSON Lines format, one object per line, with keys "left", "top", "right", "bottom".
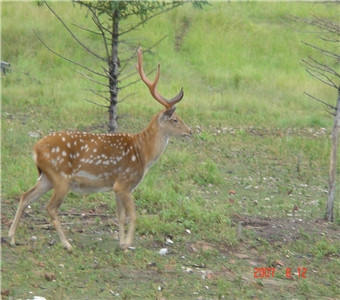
{"left": 232, "top": 214, "right": 340, "bottom": 244}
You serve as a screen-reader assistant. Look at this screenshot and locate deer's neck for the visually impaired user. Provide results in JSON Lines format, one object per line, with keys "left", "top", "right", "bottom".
{"left": 136, "top": 113, "right": 168, "bottom": 170}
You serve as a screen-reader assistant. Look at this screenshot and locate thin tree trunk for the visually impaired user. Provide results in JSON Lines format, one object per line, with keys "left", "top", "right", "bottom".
{"left": 325, "top": 87, "right": 340, "bottom": 222}
{"left": 108, "top": 8, "right": 120, "bottom": 133}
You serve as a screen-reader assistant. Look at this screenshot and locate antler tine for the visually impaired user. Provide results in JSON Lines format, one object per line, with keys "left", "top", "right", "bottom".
{"left": 136, "top": 47, "right": 184, "bottom": 109}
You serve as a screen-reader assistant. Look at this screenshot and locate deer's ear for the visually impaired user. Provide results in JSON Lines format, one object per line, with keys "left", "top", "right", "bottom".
{"left": 162, "top": 106, "right": 176, "bottom": 120}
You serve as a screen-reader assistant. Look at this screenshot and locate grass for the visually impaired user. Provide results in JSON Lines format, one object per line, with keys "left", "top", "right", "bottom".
{"left": 1, "top": 1, "right": 340, "bottom": 299}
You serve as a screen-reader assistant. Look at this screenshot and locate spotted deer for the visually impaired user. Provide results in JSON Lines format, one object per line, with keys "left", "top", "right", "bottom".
{"left": 8, "top": 48, "right": 192, "bottom": 251}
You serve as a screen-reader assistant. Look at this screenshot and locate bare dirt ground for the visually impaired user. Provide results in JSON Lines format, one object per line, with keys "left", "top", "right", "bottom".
{"left": 232, "top": 214, "right": 340, "bottom": 244}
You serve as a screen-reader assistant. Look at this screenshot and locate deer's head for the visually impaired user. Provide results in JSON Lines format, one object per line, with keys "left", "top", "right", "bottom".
{"left": 136, "top": 47, "right": 192, "bottom": 139}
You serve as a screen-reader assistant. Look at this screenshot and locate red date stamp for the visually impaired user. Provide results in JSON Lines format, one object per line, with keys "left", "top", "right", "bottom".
{"left": 254, "top": 267, "right": 307, "bottom": 278}
{"left": 253, "top": 267, "right": 276, "bottom": 278}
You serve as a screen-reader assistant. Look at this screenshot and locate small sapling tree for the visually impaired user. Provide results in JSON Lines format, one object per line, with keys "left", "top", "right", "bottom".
{"left": 291, "top": 14, "right": 339, "bottom": 222}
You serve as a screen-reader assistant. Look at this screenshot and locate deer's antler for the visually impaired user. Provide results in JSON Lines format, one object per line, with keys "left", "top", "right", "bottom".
{"left": 136, "top": 47, "right": 183, "bottom": 109}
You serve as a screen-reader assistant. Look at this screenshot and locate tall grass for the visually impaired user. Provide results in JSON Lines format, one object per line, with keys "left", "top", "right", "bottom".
{"left": 2, "top": 2, "right": 337, "bottom": 130}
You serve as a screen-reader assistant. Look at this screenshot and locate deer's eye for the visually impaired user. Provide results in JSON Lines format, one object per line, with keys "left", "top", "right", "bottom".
{"left": 173, "top": 119, "right": 178, "bottom": 124}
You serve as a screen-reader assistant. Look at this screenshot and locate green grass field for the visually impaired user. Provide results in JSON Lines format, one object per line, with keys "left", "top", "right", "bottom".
{"left": 1, "top": 1, "right": 339, "bottom": 299}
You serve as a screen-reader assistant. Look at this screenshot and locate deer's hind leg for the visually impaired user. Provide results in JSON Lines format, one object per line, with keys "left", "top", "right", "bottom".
{"left": 9, "top": 173, "right": 53, "bottom": 246}
{"left": 46, "top": 180, "right": 72, "bottom": 251}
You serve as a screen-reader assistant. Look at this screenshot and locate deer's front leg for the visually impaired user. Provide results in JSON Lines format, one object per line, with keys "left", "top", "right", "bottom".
{"left": 124, "top": 192, "right": 137, "bottom": 248}
{"left": 114, "top": 185, "right": 136, "bottom": 250}
{"left": 115, "top": 195, "right": 126, "bottom": 248}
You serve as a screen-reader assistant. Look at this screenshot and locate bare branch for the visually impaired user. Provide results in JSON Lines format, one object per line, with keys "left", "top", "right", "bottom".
{"left": 86, "top": 88, "right": 110, "bottom": 102}
{"left": 44, "top": 1, "right": 107, "bottom": 62}
{"left": 117, "top": 48, "right": 139, "bottom": 75}
{"left": 71, "top": 22, "right": 102, "bottom": 36}
{"left": 117, "top": 92, "right": 138, "bottom": 103}
{"left": 119, "top": 78, "right": 142, "bottom": 90}
{"left": 84, "top": 98, "right": 109, "bottom": 108}
{"left": 319, "top": 36, "right": 340, "bottom": 43}
{"left": 34, "top": 30, "right": 106, "bottom": 79}
{"left": 288, "top": 14, "right": 339, "bottom": 35}
{"left": 310, "top": 15, "right": 339, "bottom": 34}
{"left": 85, "top": 88, "right": 108, "bottom": 94}
{"left": 302, "top": 56, "right": 340, "bottom": 77}
{"left": 119, "top": 3, "right": 182, "bottom": 36}
{"left": 305, "top": 67, "right": 338, "bottom": 89}
{"left": 302, "top": 41, "right": 340, "bottom": 62}
{"left": 88, "top": 5, "right": 111, "bottom": 62}
{"left": 325, "top": 108, "right": 337, "bottom": 117}
{"left": 117, "top": 35, "right": 168, "bottom": 80}
{"left": 119, "top": 69, "right": 140, "bottom": 82}
{"left": 304, "top": 92, "right": 336, "bottom": 111}
{"left": 101, "top": 66, "right": 118, "bottom": 83}
{"left": 77, "top": 70, "right": 109, "bottom": 87}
